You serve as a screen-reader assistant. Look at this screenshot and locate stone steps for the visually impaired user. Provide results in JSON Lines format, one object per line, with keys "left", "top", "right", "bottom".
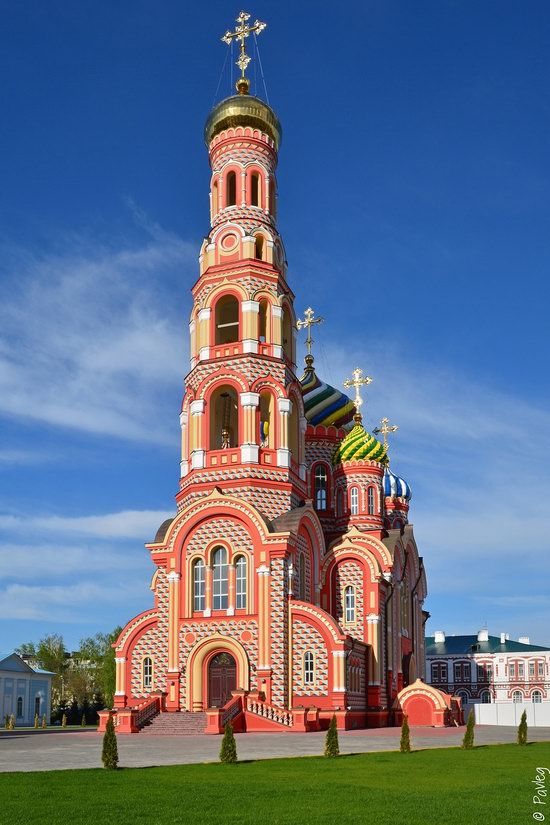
{"left": 139, "top": 711, "right": 207, "bottom": 735}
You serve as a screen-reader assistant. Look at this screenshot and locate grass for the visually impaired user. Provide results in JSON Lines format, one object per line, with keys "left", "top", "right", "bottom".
{"left": 1, "top": 742, "right": 547, "bottom": 825}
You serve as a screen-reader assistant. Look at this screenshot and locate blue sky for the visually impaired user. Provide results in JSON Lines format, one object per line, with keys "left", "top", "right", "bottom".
{"left": 0, "top": 0, "right": 549, "bottom": 651}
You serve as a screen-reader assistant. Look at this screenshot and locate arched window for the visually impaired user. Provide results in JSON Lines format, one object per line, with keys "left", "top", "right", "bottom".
{"left": 259, "top": 390, "right": 273, "bottom": 447}
{"left": 212, "top": 547, "right": 228, "bottom": 610}
{"left": 304, "top": 651, "right": 314, "bottom": 685}
{"left": 314, "top": 465, "right": 328, "bottom": 510}
{"left": 336, "top": 489, "right": 343, "bottom": 516}
{"left": 345, "top": 585, "right": 356, "bottom": 623}
{"left": 143, "top": 657, "right": 153, "bottom": 690}
{"left": 210, "top": 386, "right": 238, "bottom": 449}
{"left": 212, "top": 179, "right": 218, "bottom": 217}
{"left": 16, "top": 697, "right": 23, "bottom": 718}
{"left": 299, "top": 552, "right": 306, "bottom": 600}
{"left": 255, "top": 234, "right": 264, "bottom": 260}
{"left": 457, "top": 691, "right": 469, "bottom": 707}
{"left": 269, "top": 178, "right": 276, "bottom": 217}
{"left": 258, "top": 299, "right": 268, "bottom": 341}
{"left": 226, "top": 170, "right": 237, "bottom": 206}
{"left": 350, "top": 487, "right": 359, "bottom": 515}
{"left": 215, "top": 295, "right": 239, "bottom": 345}
{"left": 532, "top": 690, "right": 542, "bottom": 703}
{"left": 251, "top": 172, "right": 260, "bottom": 206}
{"left": 34, "top": 696, "right": 41, "bottom": 717}
{"left": 512, "top": 690, "right": 523, "bottom": 703}
{"left": 235, "top": 556, "right": 247, "bottom": 610}
{"left": 367, "top": 486, "right": 375, "bottom": 515}
{"left": 282, "top": 305, "right": 294, "bottom": 363}
{"left": 480, "top": 690, "right": 491, "bottom": 704}
{"left": 193, "top": 559, "right": 205, "bottom": 611}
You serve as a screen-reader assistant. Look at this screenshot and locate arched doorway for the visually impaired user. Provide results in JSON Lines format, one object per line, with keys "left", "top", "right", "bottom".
{"left": 209, "top": 652, "right": 237, "bottom": 708}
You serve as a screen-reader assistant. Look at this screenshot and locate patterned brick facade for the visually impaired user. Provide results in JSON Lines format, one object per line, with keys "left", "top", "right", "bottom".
{"left": 292, "top": 619, "right": 329, "bottom": 697}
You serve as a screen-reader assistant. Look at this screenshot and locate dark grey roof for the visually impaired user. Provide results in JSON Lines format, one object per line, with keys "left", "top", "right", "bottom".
{"left": 154, "top": 518, "right": 173, "bottom": 543}
{"left": 426, "top": 634, "right": 550, "bottom": 656}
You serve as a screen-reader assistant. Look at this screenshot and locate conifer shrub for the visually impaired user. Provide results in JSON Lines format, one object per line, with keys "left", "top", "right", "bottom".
{"left": 61, "top": 713, "right": 67, "bottom": 728}
{"left": 219, "top": 722, "right": 238, "bottom": 764}
{"left": 7, "top": 715, "right": 15, "bottom": 731}
{"left": 4, "top": 714, "right": 9, "bottom": 729}
{"left": 101, "top": 716, "right": 119, "bottom": 770}
{"left": 34, "top": 714, "right": 39, "bottom": 729}
{"left": 400, "top": 714, "right": 411, "bottom": 753}
{"left": 324, "top": 714, "right": 340, "bottom": 757}
{"left": 462, "top": 708, "right": 475, "bottom": 749}
{"left": 41, "top": 714, "right": 47, "bottom": 729}
{"left": 517, "top": 710, "right": 528, "bottom": 745}
{"left": 81, "top": 713, "right": 87, "bottom": 728}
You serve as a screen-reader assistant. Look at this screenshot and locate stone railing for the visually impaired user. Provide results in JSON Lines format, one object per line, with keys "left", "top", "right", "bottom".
{"left": 98, "top": 692, "right": 165, "bottom": 734}
{"left": 245, "top": 697, "right": 294, "bottom": 727}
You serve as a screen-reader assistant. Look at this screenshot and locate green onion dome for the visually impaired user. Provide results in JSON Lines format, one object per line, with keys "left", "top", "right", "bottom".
{"left": 332, "top": 417, "right": 388, "bottom": 466}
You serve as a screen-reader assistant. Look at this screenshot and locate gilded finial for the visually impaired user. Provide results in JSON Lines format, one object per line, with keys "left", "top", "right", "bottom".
{"left": 373, "top": 417, "right": 399, "bottom": 451}
{"left": 296, "top": 307, "right": 324, "bottom": 368}
{"left": 343, "top": 367, "right": 373, "bottom": 423}
{"left": 221, "top": 11, "right": 267, "bottom": 93}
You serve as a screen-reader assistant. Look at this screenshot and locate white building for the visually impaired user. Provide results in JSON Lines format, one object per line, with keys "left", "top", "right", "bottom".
{"left": 0, "top": 652, "right": 54, "bottom": 725}
{"left": 426, "top": 630, "right": 550, "bottom": 726}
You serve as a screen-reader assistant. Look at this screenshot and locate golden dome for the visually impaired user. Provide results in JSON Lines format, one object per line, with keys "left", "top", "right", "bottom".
{"left": 204, "top": 82, "right": 282, "bottom": 149}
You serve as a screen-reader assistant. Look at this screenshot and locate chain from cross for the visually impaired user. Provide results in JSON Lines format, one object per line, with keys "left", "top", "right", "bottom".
{"left": 373, "top": 417, "right": 399, "bottom": 449}
{"left": 343, "top": 367, "right": 373, "bottom": 411}
{"left": 221, "top": 11, "right": 267, "bottom": 78}
{"left": 296, "top": 307, "right": 324, "bottom": 357}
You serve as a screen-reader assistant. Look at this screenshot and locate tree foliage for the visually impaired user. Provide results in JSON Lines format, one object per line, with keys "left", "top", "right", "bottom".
{"left": 462, "top": 709, "right": 475, "bottom": 749}
{"left": 324, "top": 715, "right": 340, "bottom": 757}
{"left": 101, "top": 716, "right": 119, "bottom": 770}
{"left": 400, "top": 714, "right": 411, "bottom": 753}
{"left": 219, "top": 723, "right": 238, "bottom": 763}
{"left": 517, "top": 710, "right": 528, "bottom": 745}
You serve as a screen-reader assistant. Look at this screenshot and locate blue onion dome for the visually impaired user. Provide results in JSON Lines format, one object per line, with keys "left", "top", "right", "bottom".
{"left": 300, "top": 356, "right": 355, "bottom": 430}
{"left": 383, "top": 466, "right": 412, "bottom": 501}
{"left": 332, "top": 416, "right": 388, "bottom": 465}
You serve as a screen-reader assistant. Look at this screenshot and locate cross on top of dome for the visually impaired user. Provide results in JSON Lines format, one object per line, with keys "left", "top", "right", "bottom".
{"left": 373, "top": 417, "right": 399, "bottom": 452}
{"left": 221, "top": 11, "right": 267, "bottom": 85}
{"left": 343, "top": 368, "right": 373, "bottom": 422}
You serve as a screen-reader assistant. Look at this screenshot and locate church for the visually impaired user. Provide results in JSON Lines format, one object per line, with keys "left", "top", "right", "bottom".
{"left": 101, "top": 14, "right": 439, "bottom": 735}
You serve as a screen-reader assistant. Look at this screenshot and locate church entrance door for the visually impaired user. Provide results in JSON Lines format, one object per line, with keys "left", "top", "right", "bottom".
{"left": 208, "top": 652, "right": 237, "bottom": 708}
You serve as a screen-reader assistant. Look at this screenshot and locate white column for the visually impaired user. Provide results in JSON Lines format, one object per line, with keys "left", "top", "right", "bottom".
{"left": 277, "top": 397, "right": 291, "bottom": 467}
{"left": 240, "top": 391, "right": 260, "bottom": 463}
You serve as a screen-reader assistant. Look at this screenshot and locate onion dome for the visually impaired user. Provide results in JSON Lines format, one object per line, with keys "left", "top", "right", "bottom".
{"left": 383, "top": 466, "right": 412, "bottom": 501}
{"left": 204, "top": 78, "right": 282, "bottom": 149}
{"left": 300, "top": 356, "right": 355, "bottom": 430}
{"left": 332, "top": 418, "right": 387, "bottom": 465}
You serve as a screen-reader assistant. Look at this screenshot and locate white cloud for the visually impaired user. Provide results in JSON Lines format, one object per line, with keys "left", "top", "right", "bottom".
{"left": 0, "top": 509, "right": 173, "bottom": 540}
{"left": 0, "top": 581, "right": 149, "bottom": 622}
{"left": 0, "top": 217, "right": 194, "bottom": 444}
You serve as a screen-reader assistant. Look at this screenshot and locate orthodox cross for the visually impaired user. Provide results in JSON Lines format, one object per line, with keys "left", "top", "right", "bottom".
{"left": 373, "top": 417, "right": 399, "bottom": 450}
{"left": 221, "top": 11, "right": 267, "bottom": 78}
{"left": 296, "top": 307, "right": 324, "bottom": 357}
{"left": 343, "top": 367, "right": 373, "bottom": 413}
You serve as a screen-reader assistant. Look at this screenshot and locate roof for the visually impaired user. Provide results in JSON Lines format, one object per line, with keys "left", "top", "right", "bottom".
{"left": 0, "top": 652, "right": 55, "bottom": 675}
{"left": 425, "top": 635, "right": 550, "bottom": 656}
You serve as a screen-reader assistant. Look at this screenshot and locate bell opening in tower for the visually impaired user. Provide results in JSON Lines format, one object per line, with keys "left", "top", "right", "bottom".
{"left": 215, "top": 295, "right": 239, "bottom": 344}
{"left": 209, "top": 386, "right": 238, "bottom": 449}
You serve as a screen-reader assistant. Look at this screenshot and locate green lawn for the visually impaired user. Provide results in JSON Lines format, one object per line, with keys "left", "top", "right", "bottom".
{"left": 1, "top": 743, "right": 547, "bottom": 825}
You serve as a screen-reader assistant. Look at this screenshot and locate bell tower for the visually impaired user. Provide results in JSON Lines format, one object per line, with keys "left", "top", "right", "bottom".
{"left": 176, "top": 23, "right": 307, "bottom": 521}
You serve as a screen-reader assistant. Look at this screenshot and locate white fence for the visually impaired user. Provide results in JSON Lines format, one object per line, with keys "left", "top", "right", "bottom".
{"left": 465, "top": 701, "right": 550, "bottom": 727}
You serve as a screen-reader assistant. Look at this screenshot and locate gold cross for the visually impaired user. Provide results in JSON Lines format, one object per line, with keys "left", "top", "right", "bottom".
{"left": 221, "top": 11, "right": 267, "bottom": 79}
{"left": 343, "top": 367, "right": 373, "bottom": 412}
{"left": 373, "top": 417, "right": 399, "bottom": 449}
{"left": 296, "top": 307, "right": 324, "bottom": 357}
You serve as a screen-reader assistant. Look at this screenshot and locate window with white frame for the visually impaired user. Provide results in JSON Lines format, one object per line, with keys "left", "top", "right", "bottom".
{"left": 480, "top": 690, "right": 491, "bottom": 704}
{"left": 314, "top": 465, "right": 328, "bottom": 511}
{"left": 350, "top": 487, "right": 359, "bottom": 515}
{"left": 212, "top": 546, "right": 228, "bottom": 610}
{"left": 345, "top": 586, "right": 356, "bottom": 623}
{"left": 143, "top": 656, "right": 153, "bottom": 690}
{"left": 304, "top": 651, "right": 314, "bottom": 685}
{"left": 193, "top": 559, "right": 205, "bottom": 611}
{"left": 532, "top": 690, "right": 542, "bottom": 703}
{"left": 529, "top": 662, "right": 535, "bottom": 679}
{"left": 509, "top": 662, "right": 516, "bottom": 679}
{"left": 512, "top": 690, "right": 523, "bottom": 703}
{"left": 431, "top": 662, "right": 448, "bottom": 683}
{"left": 538, "top": 662, "right": 544, "bottom": 678}
{"left": 457, "top": 690, "right": 469, "bottom": 706}
{"left": 235, "top": 556, "right": 247, "bottom": 610}
{"left": 367, "top": 486, "right": 375, "bottom": 515}
{"left": 518, "top": 662, "right": 524, "bottom": 679}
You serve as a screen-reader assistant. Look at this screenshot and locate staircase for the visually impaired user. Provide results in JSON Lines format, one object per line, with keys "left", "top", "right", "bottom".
{"left": 139, "top": 711, "right": 207, "bottom": 735}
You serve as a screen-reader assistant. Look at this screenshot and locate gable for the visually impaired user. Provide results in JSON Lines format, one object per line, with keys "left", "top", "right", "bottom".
{"left": 0, "top": 653, "right": 36, "bottom": 673}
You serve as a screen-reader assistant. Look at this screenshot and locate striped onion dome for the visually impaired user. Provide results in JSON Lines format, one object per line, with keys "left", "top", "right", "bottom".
{"left": 332, "top": 419, "right": 387, "bottom": 465}
{"left": 299, "top": 358, "right": 355, "bottom": 430}
{"left": 383, "top": 466, "right": 412, "bottom": 501}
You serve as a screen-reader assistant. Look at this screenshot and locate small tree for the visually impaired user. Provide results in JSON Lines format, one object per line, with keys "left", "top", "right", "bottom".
{"left": 34, "top": 714, "right": 39, "bottom": 729}
{"left": 81, "top": 712, "right": 87, "bottom": 728}
{"left": 462, "top": 708, "right": 475, "bottom": 749}
{"left": 219, "top": 722, "right": 237, "bottom": 764}
{"left": 4, "top": 714, "right": 10, "bottom": 729}
{"left": 400, "top": 714, "right": 411, "bottom": 753}
{"left": 517, "top": 710, "right": 528, "bottom": 745}
{"left": 8, "top": 715, "right": 15, "bottom": 731}
{"left": 101, "top": 716, "right": 118, "bottom": 770}
{"left": 61, "top": 713, "right": 67, "bottom": 728}
{"left": 324, "top": 714, "right": 340, "bottom": 757}
{"left": 41, "top": 714, "right": 47, "bottom": 729}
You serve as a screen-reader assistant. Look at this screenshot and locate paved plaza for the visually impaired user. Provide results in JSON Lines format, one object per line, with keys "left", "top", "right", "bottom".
{"left": 1, "top": 725, "right": 549, "bottom": 772}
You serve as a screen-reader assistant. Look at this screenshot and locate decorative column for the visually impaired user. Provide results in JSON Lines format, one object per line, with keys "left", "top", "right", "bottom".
{"left": 277, "top": 397, "right": 291, "bottom": 468}
{"left": 114, "top": 656, "right": 127, "bottom": 708}
{"left": 227, "top": 562, "right": 236, "bottom": 616}
{"left": 240, "top": 170, "right": 246, "bottom": 206}
{"left": 166, "top": 571, "right": 181, "bottom": 711}
{"left": 197, "top": 307, "right": 211, "bottom": 360}
{"left": 299, "top": 415, "right": 308, "bottom": 480}
{"left": 204, "top": 565, "right": 213, "bottom": 617}
{"left": 239, "top": 392, "right": 260, "bottom": 463}
{"left": 271, "top": 305, "right": 283, "bottom": 358}
{"left": 241, "top": 300, "right": 259, "bottom": 353}
{"left": 256, "top": 564, "right": 272, "bottom": 702}
{"left": 331, "top": 650, "right": 346, "bottom": 709}
{"left": 188, "top": 319, "right": 197, "bottom": 368}
{"left": 367, "top": 612, "right": 381, "bottom": 707}
{"left": 190, "top": 399, "right": 206, "bottom": 469}
{"left": 180, "top": 410, "right": 189, "bottom": 478}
